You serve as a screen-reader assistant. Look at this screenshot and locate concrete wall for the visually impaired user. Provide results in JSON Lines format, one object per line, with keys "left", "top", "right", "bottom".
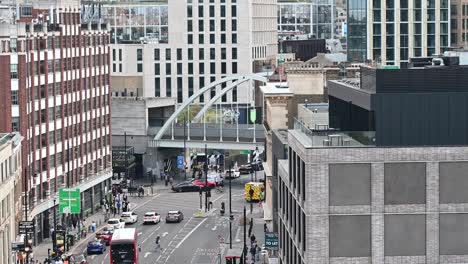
{"left": 278, "top": 130, "right": 468, "bottom": 264}
{"left": 287, "top": 71, "right": 325, "bottom": 95}
{"left": 297, "top": 104, "right": 329, "bottom": 129}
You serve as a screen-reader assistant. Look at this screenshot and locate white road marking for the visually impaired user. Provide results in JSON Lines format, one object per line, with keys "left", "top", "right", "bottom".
{"left": 211, "top": 195, "right": 224, "bottom": 203}
{"left": 162, "top": 232, "right": 168, "bottom": 237}
{"left": 142, "top": 227, "right": 159, "bottom": 244}
{"left": 211, "top": 226, "right": 217, "bottom": 231}
{"left": 91, "top": 255, "right": 96, "bottom": 260}
{"left": 138, "top": 232, "right": 143, "bottom": 236}
{"left": 144, "top": 252, "right": 151, "bottom": 258}
{"left": 175, "top": 218, "right": 208, "bottom": 249}
{"left": 105, "top": 253, "right": 108, "bottom": 259}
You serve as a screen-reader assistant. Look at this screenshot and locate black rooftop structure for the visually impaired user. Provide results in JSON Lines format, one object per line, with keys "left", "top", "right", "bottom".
{"left": 328, "top": 64, "right": 468, "bottom": 147}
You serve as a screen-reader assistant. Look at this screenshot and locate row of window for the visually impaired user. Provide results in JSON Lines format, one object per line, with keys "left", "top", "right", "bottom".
{"left": 0, "top": 152, "right": 19, "bottom": 184}
{"left": 187, "top": 19, "right": 237, "bottom": 33}
{"left": 154, "top": 47, "right": 238, "bottom": 61}
{"left": 154, "top": 61, "right": 238, "bottom": 75}
{"left": 187, "top": 4, "right": 237, "bottom": 18}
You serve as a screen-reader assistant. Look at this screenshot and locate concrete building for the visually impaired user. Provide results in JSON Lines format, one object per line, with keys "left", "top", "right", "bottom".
{"left": 451, "top": 0, "right": 468, "bottom": 48}
{"left": 277, "top": 62, "right": 468, "bottom": 263}
{"left": 0, "top": 133, "right": 22, "bottom": 264}
{"left": 348, "top": 0, "right": 450, "bottom": 66}
{"left": 0, "top": 0, "right": 112, "bottom": 244}
{"left": 277, "top": 0, "right": 334, "bottom": 40}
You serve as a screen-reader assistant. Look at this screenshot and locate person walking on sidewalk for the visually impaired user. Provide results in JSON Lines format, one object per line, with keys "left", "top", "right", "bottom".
{"left": 250, "top": 246, "right": 256, "bottom": 263}
{"left": 91, "top": 221, "right": 97, "bottom": 233}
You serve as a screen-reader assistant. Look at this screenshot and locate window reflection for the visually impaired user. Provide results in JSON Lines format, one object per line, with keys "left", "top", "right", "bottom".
{"left": 102, "top": 4, "right": 169, "bottom": 44}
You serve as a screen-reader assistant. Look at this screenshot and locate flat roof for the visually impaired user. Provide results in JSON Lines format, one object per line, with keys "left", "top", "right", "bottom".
{"left": 260, "top": 82, "right": 292, "bottom": 95}
{"left": 111, "top": 228, "right": 136, "bottom": 241}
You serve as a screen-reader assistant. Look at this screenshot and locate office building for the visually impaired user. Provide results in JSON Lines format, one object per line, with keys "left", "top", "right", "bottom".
{"left": 451, "top": 0, "right": 468, "bottom": 48}
{"left": 277, "top": 0, "right": 334, "bottom": 40}
{"left": 277, "top": 62, "right": 468, "bottom": 263}
{"left": 0, "top": 133, "right": 22, "bottom": 264}
{"left": 0, "top": 0, "right": 112, "bottom": 244}
{"left": 94, "top": 0, "right": 277, "bottom": 104}
{"left": 347, "top": 0, "right": 450, "bottom": 65}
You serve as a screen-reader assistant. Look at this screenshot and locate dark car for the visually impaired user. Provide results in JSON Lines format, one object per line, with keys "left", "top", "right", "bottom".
{"left": 69, "top": 254, "right": 87, "bottom": 264}
{"left": 171, "top": 181, "right": 201, "bottom": 192}
{"left": 166, "top": 210, "right": 184, "bottom": 223}
{"left": 87, "top": 240, "right": 106, "bottom": 255}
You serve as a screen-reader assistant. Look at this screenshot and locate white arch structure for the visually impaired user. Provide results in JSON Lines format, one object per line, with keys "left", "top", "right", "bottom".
{"left": 154, "top": 74, "right": 267, "bottom": 141}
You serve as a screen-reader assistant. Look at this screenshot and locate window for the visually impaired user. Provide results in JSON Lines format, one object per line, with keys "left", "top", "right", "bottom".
{"left": 155, "top": 63, "right": 160, "bottom": 75}
{"left": 210, "top": 62, "right": 216, "bottom": 74}
{"left": 231, "top": 6, "right": 237, "bottom": 17}
{"left": 155, "top": 78, "right": 160, "bottom": 97}
{"left": 221, "top": 62, "right": 226, "bottom": 74}
{"left": 199, "top": 48, "right": 205, "bottom": 60}
{"left": 12, "top": 117, "right": 19, "bottom": 131}
{"left": 177, "top": 63, "right": 183, "bottom": 75}
{"left": 177, "top": 77, "right": 183, "bottom": 103}
{"left": 10, "top": 38, "right": 17, "bottom": 52}
{"left": 188, "top": 20, "right": 193, "bottom": 32}
{"left": 232, "top": 87, "right": 237, "bottom": 102}
{"left": 210, "top": 6, "right": 215, "bottom": 17}
{"left": 221, "top": 34, "right": 226, "bottom": 44}
{"left": 137, "top": 63, "right": 143, "bottom": 73}
{"left": 185, "top": 49, "right": 192, "bottom": 61}
{"left": 177, "top": 49, "right": 182, "bottom": 60}
{"left": 210, "top": 48, "right": 216, "bottom": 60}
{"left": 232, "top": 62, "right": 238, "bottom": 74}
{"left": 188, "top": 77, "right": 194, "bottom": 97}
{"left": 221, "top": 48, "right": 227, "bottom": 59}
{"left": 210, "top": 20, "right": 216, "bottom": 31}
{"left": 221, "top": 20, "right": 226, "bottom": 31}
{"left": 232, "top": 48, "right": 237, "bottom": 59}
{"left": 137, "top": 49, "right": 143, "bottom": 61}
{"left": 187, "top": 5, "right": 193, "bottom": 17}
{"left": 188, "top": 63, "right": 194, "bottom": 74}
{"left": 154, "top": 49, "right": 160, "bottom": 60}
{"left": 232, "top": 19, "right": 237, "bottom": 31}
{"left": 198, "top": 6, "right": 204, "bottom": 17}
{"left": 232, "top": 34, "right": 237, "bottom": 44}
{"left": 221, "top": 5, "right": 226, "bottom": 17}
{"left": 199, "top": 63, "right": 205, "bottom": 74}
{"left": 165, "top": 49, "right": 171, "bottom": 60}
{"left": 199, "top": 20, "right": 204, "bottom": 31}
{"left": 166, "top": 77, "right": 172, "bottom": 97}
{"left": 199, "top": 34, "right": 204, "bottom": 44}
{"left": 166, "top": 63, "right": 171, "bottom": 75}
{"left": 11, "top": 90, "right": 18, "bottom": 105}
{"left": 188, "top": 34, "right": 193, "bottom": 44}
{"left": 210, "top": 34, "right": 215, "bottom": 44}
{"left": 10, "top": 64, "right": 18, "bottom": 79}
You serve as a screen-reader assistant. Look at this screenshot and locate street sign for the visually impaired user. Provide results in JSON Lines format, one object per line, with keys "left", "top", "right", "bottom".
{"left": 240, "top": 150, "right": 250, "bottom": 155}
{"left": 177, "top": 156, "right": 184, "bottom": 169}
{"left": 265, "top": 232, "right": 279, "bottom": 250}
{"left": 11, "top": 242, "right": 24, "bottom": 251}
{"left": 59, "top": 188, "right": 81, "bottom": 214}
{"left": 18, "top": 221, "right": 34, "bottom": 234}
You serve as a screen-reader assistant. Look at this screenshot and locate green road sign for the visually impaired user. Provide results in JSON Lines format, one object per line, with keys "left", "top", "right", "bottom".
{"left": 250, "top": 108, "right": 257, "bottom": 123}
{"left": 59, "top": 188, "right": 81, "bottom": 214}
{"left": 240, "top": 150, "right": 250, "bottom": 155}
{"left": 265, "top": 232, "right": 279, "bottom": 250}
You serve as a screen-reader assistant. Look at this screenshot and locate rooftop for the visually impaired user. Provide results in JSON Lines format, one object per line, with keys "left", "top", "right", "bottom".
{"left": 293, "top": 118, "right": 376, "bottom": 148}
{"left": 260, "top": 82, "right": 292, "bottom": 95}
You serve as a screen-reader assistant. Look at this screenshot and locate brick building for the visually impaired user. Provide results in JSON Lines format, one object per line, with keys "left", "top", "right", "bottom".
{"left": 0, "top": 0, "right": 112, "bottom": 244}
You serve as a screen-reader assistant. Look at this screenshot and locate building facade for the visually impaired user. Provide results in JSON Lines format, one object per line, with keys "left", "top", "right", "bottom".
{"left": 91, "top": 0, "right": 277, "bottom": 105}
{"left": 451, "top": 0, "right": 468, "bottom": 48}
{"left": 0, "top": 0, "right": 112, "bottom": 244}
{"left": 0, "top": 133, "right": 22, "bottom": 264}
{"left": 277, "top": 0, "right": 335, "bottom": 40}
{"left": 348, "top": 0, "right": 450, "bottom": 65}
{"left": 280, "top": 125, "right": 468, "bottom": 264}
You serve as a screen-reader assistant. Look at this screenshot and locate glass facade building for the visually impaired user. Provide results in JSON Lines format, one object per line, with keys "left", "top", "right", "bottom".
{"left": 348, "top": 0, "right": 450, "bottom": 65}
{"left": 102, "top": 4, "right": 169, "bottom": 44}
{"left": 278, "top": 0, "right": 334, "bottom": 39}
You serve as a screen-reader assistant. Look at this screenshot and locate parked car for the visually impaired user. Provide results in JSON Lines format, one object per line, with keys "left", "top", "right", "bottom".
{"left": 172, "top": 181, "right": 202, "bottom": 192}
{"left": 224, "top": 169, "right": 240, "bottom": 179}
{"left": 95, "top": 226, "right": 114, "bottom": 245}
{"left": 143, "top": 212, "right": 161, "bottom": 224}
{"left": 166, "top": 210, "right": 184, "bottom": 223}
{"left": 87, "top": 239, "right": 106, "bottom": 255}
{"left": 239, "top": 161, "right": 263, "bottom": 174}
{"left": 107, "top": 218, "right": 125, "bottom": 229}
{"left": 69, "top": 254, "right": 87, "bottom": 264}
{"left": 120, "top": 212, "right": 138, "bottom": 224}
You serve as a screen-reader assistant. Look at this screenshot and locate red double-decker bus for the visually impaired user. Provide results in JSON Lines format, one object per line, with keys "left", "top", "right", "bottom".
{"left": 110, "top": 228, "right": 138, "bottom": 264}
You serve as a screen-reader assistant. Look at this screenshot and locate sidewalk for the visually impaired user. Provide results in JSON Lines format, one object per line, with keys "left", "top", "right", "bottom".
{"left": 33, "top": 180, "right": 169, "bottom": 262}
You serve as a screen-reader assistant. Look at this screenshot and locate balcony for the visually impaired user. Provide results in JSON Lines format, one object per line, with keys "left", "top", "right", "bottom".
{"left": 293, "top": 118, "right": 376, "bottom": 147}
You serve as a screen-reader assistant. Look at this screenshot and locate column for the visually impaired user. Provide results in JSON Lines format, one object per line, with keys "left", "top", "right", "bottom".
{"left": 371, "top": 163, "right": 384, "bottom": 263}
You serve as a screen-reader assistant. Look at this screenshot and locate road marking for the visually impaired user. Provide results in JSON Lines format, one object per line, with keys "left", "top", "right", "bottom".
{"left": 175, "top": 218, "right": 208, "bottom": 249}
{"left": 82, "top": 248, "right": 86, "bottom": 253}
{"left": 142, "top": 227, "right": 159, "bottom": 244}
{"left": 101, "top": 261, "right": 104, "bottom": 264}
{"left": 138, "top": 232, "right": 143, "bottom": 236}
{"left": 91, "top": 255, "right": 96, "bottom": 259}
{"left": 144, "top": 252, "right": 151, "bottom": 258}
{"left": 211, "top": 194, "right": 224, "bottom": 203}
{"left": 211, "top": 226, "right": 217, "bottom": 231}
{"left": 105, "top": 253, "right": 108, "bottom": 259}
{"left": 162, "top": 232, "right": 168, "bottom": 237}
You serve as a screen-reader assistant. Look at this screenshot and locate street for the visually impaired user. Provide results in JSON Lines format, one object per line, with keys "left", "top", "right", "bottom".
{"left": 71, "top": 175, "right": 261, "bottom": 264}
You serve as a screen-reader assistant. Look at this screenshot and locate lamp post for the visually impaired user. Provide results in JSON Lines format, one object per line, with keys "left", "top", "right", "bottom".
{"left": 229, "top": 161, "right": 233, "bottom": 249}
{"left": 204, "top": 144, "right": 208, "bottom": 212}
{"left": 124, "top": 131, "right": 128, "bottom": 186}
{"left": 53, "top": 198, "right": 57, "bottom": 254}
{"left": 183, "top": 114, "right": 187, "bottom": 180}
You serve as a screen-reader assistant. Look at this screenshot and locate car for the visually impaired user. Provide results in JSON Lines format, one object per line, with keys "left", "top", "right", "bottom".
{"left": 120, "top": 212, "right": 138, "bottom": 224}
{"left": 107, "top": 218, "right": 125, "bottom": 229}
{"left": 238, "top": 164, "right": 253, "bottom": 174}
{"left": 208, "top": 171, "right": 224, "bottom": 186}
{"left": 166, "top": 210, "right": 184, "bottom": 223}
{"left": 87, "top": 239, "right": 106, "bottom": 255}
{"left": 224, "top": 169, "right": 240, "bottom": 179}
{"left": 95, "top": 226, "right": 114, "bottom": 245}
{"left": 143, "top": 212, "right": 161, "bottom": 224}
{"left": 69, "top": 254, "right": 87, "bottom": 264}
{"left": 193, "top": 179, "right": 217, "bottom": 189}
{"left": 171, "top": 181, "right": 202, "bottom": 192}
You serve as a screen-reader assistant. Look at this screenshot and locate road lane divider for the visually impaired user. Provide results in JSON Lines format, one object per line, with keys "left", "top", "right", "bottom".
{"left": 175, "top": 218, "right": 208, "bottom": 249}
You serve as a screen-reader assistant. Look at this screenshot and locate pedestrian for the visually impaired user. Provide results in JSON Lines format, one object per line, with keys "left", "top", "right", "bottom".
{"left": 250, "top": 246, "right": 256, "bottom": 262}
{"left": 155, "top": 235, "right": 161, "bottom": 250}
{"left": 91, "top": 221, "right": 97, "bottom": 233}
{"left": 250, "top": 234, "right": 256, "bottom": 245}
{"left": 264, "top": 223, "right": 268, "bottom": 233}
{"left": 256, "top": 245, "right": 261, "bottom": 261}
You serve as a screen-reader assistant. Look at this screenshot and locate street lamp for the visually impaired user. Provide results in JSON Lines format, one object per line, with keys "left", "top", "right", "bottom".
{"left": 53, "top": 198, "right": 57, "bottom": 254}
